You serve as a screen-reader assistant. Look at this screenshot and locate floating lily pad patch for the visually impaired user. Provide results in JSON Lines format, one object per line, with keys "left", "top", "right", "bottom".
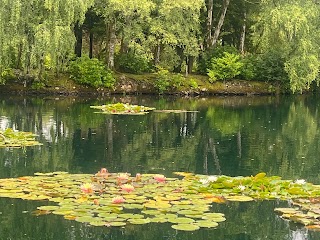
{"left": 0, "top": 128, "right": 42, "bottom": 148}
{"left": 1, "top": 170, "right": 320, "bottom": 231}
{"left": 90, "top": 103, "right": 156, "bottom": 115}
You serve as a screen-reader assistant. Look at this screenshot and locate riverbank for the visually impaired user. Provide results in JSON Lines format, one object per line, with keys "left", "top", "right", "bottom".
{"left": 0, "top": 72, "right": 281, "bottom": 96}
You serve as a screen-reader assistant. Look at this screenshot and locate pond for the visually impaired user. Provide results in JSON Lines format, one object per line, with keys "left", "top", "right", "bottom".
{"left": 0, "top": 94, "right": 320, "bottom": 240}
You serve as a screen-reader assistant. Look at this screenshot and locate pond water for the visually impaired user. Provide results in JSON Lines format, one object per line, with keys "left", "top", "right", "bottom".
{"left": 0, "top": 94, "right": 320, "bottom": 240}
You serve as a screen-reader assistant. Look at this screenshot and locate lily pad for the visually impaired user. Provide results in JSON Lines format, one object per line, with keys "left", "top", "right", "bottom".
{"left": 171, "top": 224, "right": 200, "bottom": 231}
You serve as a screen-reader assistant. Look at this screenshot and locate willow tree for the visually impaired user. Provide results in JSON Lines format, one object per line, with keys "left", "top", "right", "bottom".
{"left": 147, "top": 0, "right": 204, "bottom": 73}
{"left": 94, "top": 0, "right": 155, "bottom": 69}
{"left": 0, "top": 0, "right": 94, "bottom": 82}
{"left": 252, "top": 0, "right": 320, "bottom": 92}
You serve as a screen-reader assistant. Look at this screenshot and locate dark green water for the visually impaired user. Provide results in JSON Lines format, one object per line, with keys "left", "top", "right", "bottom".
{"left": 0, "top": 94, "right": 320, "bottom": 240}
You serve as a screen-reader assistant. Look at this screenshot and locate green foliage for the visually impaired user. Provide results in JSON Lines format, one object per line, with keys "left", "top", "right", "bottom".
{"left": 115, "top": 52, "right": 151, "bottom": 74}
{"left": 198, "top": 46, "right": 239, "bottom": 75}
{"left": 207, "top": 52, "right": 243, "bottom": 83}
{"left": 90, "top": 103, "right": 156, "bottom": 115}
{"left": 0, "top": 68, "right": 15, "bottom": 84}
{"left": 31, "top": 80, "right": 46, "bottom": 90}
{"left": 239, "top": 54, "right": 258, "bottom": 81}
{"left": 188, "top": 78, "right": 198, "bottom": 89}
{"left": 251, "top": 0, "right": 320, "bottom": 92}
{"left": 69, "top": 56, "right": 115, "bottom": 88}
{"left": 154, "top": 68, "right": 185, "bottom": 93}
{"left": 154, "top": 68, "right": 171, "bottom": 93}
{"left": 254, "top": 51, "right": 288, "bottom": 83}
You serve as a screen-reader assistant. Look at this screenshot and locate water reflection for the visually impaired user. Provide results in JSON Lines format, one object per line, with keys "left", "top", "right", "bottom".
{"left": 0, "top": 95, "right": 320, "bottom": 239}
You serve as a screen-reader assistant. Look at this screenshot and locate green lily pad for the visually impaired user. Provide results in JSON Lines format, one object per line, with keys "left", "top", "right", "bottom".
{"left": 171, "top": 224, "right": 200, "bottom": 231}
{"left": 195, "top": 220, "right": 219, "bottom": 228}
{"left": 128, "top": 219, "right": 151, "bottom": 225}
{"left": 169, "top": 217, "right": 195, "bottom": 224}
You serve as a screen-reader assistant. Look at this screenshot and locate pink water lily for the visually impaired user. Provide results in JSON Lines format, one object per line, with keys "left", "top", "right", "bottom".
{"left": 154, "top": 174, "right": 166, "bottom": 183}
{"left": 80, "top": 183, "right": 94, "bottom": 194}
{"left": 117, "top": 173, "right": 130, "bottom": 181}
{"left": 112, "top": 196, "right": 125, "bottom": 204}
{"left": 121, "top": 184, "right": 135, "bottom": 193}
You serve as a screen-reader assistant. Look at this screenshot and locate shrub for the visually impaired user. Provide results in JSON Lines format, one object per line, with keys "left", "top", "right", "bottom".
{"left": 207, "top": 52, "right": 243, "bottom": 83}
{"left": 69, "top": 56, "right": 115, "bottom": 88}
{"left": 154, "top": 68, "right": 171, "bottom": 93}
{"left": 188, "top": 78, "right": 198, "bottom": 89}
{"left": 0, "top": 68, "right": 15, "bottom": 84}
{"left": 115, "top": 52, "right": 151, "bottom": 74}
{"left": 239, "top": 54, "right": 258, "bottom": 80}
{"left": 197, "top": 45, "right": 239, "bottom": 74}
{"left": 254, "top": 51, "right": 288, "bottom": 83}
{"left": 153, "top": 68, "right": 186, "bottom": 93}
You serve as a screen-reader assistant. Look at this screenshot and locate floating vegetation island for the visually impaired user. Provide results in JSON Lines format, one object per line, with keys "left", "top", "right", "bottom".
{"left": 0, "top": 170, "right": 320, "bottom": 231}
{"left": 90, "top": 103, "right": 156, "bottom": 115}
{"left": 90, "top": 102, "right": 198, "bottom": 115}
{"left": 0, "top": 128, "right": 42, "bottom": 148}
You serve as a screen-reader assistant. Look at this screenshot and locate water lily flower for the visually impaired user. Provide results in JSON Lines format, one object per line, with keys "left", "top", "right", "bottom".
{"left": 112, "top": 196, "right": 125, "bottom": 204}
{"left": 199, "top": 178, "right": 209, "bottom": 185}
{"left": 208, "top": 176, "right": 218, "bottom": 182}
{"left": 294, "top": 179, "right": 306, "bottom": 185}
{"left": 121, "top": 184, "right": 135, "bottom": 193}
{"left": 80, "top": 183, "right": 94, "bottom": 194}
{"left": 118, "top": 173, "right": 130, "bottom": 181}
{"left": 96, "top": 168, "right": 109, "bottom": 178}
{"left": 135, "top": 173, "right": 142, "bottom": 182}
{"left": 153, "top": 174, "right": 166, "bottom": 183}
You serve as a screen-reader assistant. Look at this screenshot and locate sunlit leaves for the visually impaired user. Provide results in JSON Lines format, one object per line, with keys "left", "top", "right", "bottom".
{"left": 90, "top": 103, "right": 156, "bottom": 115}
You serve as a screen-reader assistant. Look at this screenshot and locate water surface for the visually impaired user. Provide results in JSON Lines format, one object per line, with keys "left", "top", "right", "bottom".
{"left": 0, "top": 94, "right": 320, "bottom": 239}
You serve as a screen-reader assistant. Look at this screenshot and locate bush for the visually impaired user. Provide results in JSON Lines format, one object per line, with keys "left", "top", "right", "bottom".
{"left": 115, "top": 52, "right": 151, "bottom": 74}
{"left": 254, "top": 51, "right": 288, "bottom": 83}
{"left": 197, "top": 46, "right": 239, "bottom": 74}
{"left": 0, "top": 68, "right": 15, "bottom": 84}
{"left": 69, "top": 56, "right": 115, "bottom": 88}
{"left": 154, "top": 68, "right": 171, "bottom": 93}
{"left": 239, "top": 54, "right": 258, "bottom": 81}
{"left": 153, "top": 68, "right": 186, "bottom": 93}
{"left": 207, "top": 52, "right": 243, "bottom": 83}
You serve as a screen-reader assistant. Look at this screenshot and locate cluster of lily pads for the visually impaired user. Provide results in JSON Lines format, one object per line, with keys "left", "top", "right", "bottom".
{"left": 0, "top": 169, "right": 226, "bottom": 231}
{"left": 1, "top": 170, "right": 320, "bottom": 231}
{"left": 0, "top": 128, "right": 42, "bottom": 148}
{"left": 90, "top": 103, "right": 156, "bottom": 115}
{"left": 90, "top": 102, "right": 199, "bottom": 115}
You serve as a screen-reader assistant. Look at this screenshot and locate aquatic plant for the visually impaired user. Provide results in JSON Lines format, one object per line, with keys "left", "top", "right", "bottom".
{"left": 0, "top": 128, "right": 42, "bottom": 148}
{"left": 0, "top": 170, "right": 319, "bottom": 231}
{"left": 90, "top": 103, "right": 156, "bottom": 115}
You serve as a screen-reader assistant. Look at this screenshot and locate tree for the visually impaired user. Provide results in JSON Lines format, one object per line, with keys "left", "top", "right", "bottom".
{"left": 0, "top": 0, "right": 94, "bottom": 81}
{"left": 94, "top": 0, "right": 155, "bottom": 69}
{"left": 251, "top": 0, "right": 320, "bottom": 92}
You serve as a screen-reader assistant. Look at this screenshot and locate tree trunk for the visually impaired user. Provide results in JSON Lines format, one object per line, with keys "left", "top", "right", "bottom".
{"left": 206, "top": 0, "right": 213, "bottom": 49}
{"left": 16, "top": 41, "right": 23, "bottom": 69}
{"left": 211, "top": 0, "right": 231, "bottom": 48}
{"left": 106, "top": 21, "right": 116, "bottom": 69}
{"left": 74, "top": 21, "right": 83, "bottom": 57}
{"left": 89, "top": 31, "right": 93, "bottom": 58}
{"left": 187, "top": 56, "right": 194, "bottom": 74}
{"left": 239, "top": 11, "right": 246, "bottom": 55}
{"left": 173, "top": 46, "right": 184, "bottom": 73}
{"left": 154, "top": 43, "right": 161, "bottom": 65}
